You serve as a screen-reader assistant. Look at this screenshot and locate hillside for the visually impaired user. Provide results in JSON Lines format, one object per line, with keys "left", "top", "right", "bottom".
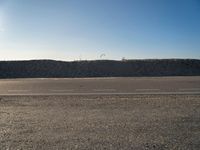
{"left": 0, "top": 59, "right": 199, "bottom": 78}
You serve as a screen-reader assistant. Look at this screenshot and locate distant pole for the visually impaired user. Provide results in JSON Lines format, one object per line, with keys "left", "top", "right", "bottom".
{"left": 79, "top": 55, "right": 82, "bottom": 61}
{"left": 122, "top": 57, "right": 126, "bottom": 61}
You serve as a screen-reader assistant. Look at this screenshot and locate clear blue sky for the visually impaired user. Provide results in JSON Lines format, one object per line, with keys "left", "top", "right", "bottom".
{"left": 0, "top": 0, "right": 200, "bottom": 60}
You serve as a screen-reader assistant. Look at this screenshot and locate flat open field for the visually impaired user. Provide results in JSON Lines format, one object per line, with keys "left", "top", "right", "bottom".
{"left": 0, "top": 95, "right": 200, "bottom": 150}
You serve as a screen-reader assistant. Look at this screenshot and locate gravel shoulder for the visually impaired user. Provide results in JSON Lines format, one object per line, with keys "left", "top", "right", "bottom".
{"left": 0, "top": 95, "right": 200, "bottom": 150}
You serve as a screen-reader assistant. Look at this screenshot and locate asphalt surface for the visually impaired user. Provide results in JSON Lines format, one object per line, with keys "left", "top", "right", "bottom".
{"left": 0, "top": 76, "right": 200, "bottom": 95}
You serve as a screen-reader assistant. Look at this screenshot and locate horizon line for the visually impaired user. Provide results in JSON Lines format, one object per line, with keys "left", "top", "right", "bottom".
{"left": 0, "top": 58, "right": 200, "bottom": 62}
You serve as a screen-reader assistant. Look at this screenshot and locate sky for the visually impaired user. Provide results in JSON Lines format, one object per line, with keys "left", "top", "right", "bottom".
{"left": 0, "top": 0, "right": 200, "bottom": 61}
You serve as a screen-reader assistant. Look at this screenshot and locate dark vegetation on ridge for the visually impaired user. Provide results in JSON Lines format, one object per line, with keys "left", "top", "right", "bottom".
{"left": 0, "top": 59, "right": 200, "bottom": 78}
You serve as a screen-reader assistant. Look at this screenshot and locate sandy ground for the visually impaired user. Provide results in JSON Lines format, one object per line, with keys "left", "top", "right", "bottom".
{"left": 0, "top": 95, "right": 200, "bottom": 150}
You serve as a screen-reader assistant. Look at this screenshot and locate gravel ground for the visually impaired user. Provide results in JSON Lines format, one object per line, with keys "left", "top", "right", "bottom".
{"left": 0, "top": 95, "right": 200, "bottom": 150}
